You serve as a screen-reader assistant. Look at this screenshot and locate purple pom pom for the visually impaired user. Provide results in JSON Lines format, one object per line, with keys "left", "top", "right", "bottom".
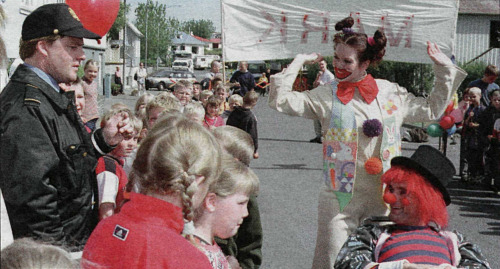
{"left": 363, "top": 119, "right": 383, "bottom": 137}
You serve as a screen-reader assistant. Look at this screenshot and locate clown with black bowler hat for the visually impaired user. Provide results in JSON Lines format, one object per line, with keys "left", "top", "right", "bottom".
{"left": 335, "top": 145, "right": 491, "bottom": 269}
{"left": 0, "top": 3, "right": 133, "bottom": 251}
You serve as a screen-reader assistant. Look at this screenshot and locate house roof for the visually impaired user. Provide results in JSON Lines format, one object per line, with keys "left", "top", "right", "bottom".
{"left": 209, "top": 38, "right": 221, "bottom": 44}
{"left": 459, "top": 0, "right": 500, "bottom": 15}
{"left": 172, "top": 31, "right": 207, "bottom": 46}
{"left": 192, "top": 35, "right": 210, "bottom": 43}
{"left": 127, "top": 22, "right": 144, "bottom": 37}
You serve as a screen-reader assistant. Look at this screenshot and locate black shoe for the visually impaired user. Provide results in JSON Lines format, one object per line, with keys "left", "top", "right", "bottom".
{"left": 309, "top": 137, "right": 322, "bottom": 144}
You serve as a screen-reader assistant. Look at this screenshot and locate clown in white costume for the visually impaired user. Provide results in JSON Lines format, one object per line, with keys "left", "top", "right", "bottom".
{"left": 268, "top": 17, "right": 467, "bottom": 269}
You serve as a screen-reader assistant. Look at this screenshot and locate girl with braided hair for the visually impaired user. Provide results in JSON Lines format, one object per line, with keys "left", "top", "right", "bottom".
{"left": 268, "top": 16, "right": 467, "bottom": 268}
{"left": 82, "top": 116, "right": 222, "bottom": 269}
{"left": 191, "top": 154, "right": 260, "bottom": 269}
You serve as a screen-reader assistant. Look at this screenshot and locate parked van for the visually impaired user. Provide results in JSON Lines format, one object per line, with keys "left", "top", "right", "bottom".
{"left": 174, "top": 51, "right": 193, "bottom": 61}
{"left": 172, "top": 59, "right": 194, "bottom": 73}
{"left": 194, "top": 55, "right": 221, "bottom": 70}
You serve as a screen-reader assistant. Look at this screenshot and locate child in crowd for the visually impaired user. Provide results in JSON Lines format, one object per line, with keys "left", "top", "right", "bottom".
{"left": 203, "top": 95, "right": 225, "bottom": 130}
{"left": 462, "top": 87, "right": 486, "bottom": 183}
{"left": 211, "top": 74, "right": 224, "bottom": 90}
{"left": 193, "top": 81, "right": 202, "bottom": 102}
{"left": 222, "top": 94, "right": 243, "bottom": 120}
{"left": 133, "top": 93, "right": 154, "bottom": 143}
{"left": 192, "top": 155, "right": 259, "bottom": 269}
{"left": 458, "top": 87, "right": 472, "bottom": 180}
{"left": 227, "top": 91, "right": 260, "bottom": 159}
{"left": 214, "top": 85, "right": 230, "bottom": 115}
{"left": 173, "top": 80, "right": 193, "bottom": 111}
{"left": 479, "top": 89, "right": 500, "bottom": 194}
{"left": 97, "top": 108, "right": 142, "bottom": 220}
{"left": 60, "top": 78, "right": 89, "bottom": 133}
{"left": 146, "top": 92, "right": 181, "bottom": 130}
{"left": 213, "top": 126, "right": 263, "bottom": 269}
{"left": 256, "top": 72, "right": 269, "bottom": 96}
{"left": 134, "top": 92, "right": 155, "bottom": 125}
{"left": 81, "top": 59, "right": 100, "bottom": 131}
{"left": 200, "top": 90, "right": 214, "bottom": 107}
{"left": 82, "top": 117, "right": 222, "bottom": 269}
{"left": 184, "top": 102, "right": 205, "bottom": 125}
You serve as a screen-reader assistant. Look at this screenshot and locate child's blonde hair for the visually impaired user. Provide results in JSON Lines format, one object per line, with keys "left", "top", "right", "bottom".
{"left": 228, "top": 94, "right": 243, "bottom": 105}
{"left": 213, "top": 126, "right": 255, "bottom": 166}
{"left": 200, "top": 90, "right": 213, "bottom": 100}
{"left": 110, "top": 102, "right": 129, "bottom": 111}
{"left": 130, "top": 117, "right": 222, "bottom": 222}
{"left": 468, "top": 87, "right": 481, "bottom": 96}
{"left": 184, "top": 102, "right": 205, "bottom": 121}
{"left": 100, "top": 107, "right": 132, "bottom": 128}
{"left": 1, "top": 238, "right": 77, "bottom": 269}
{"left": 243, "top": 90, "right": 259, "bottom": 106}
{"left": 146, "top": 93, "right": 181, "bottom": 120}
{"left": 214, "top": 85, "right": 228, "bottom": 95}
{"left": 206, "top": 95, "right": 222, "bottom": 108}
{"left": 174, "top": 80, "right": 193, "bottom": 93}
{"left": 83, "top": 59, "right": 99, "bottom": 70}
{"left": 209, "top": 154, "right": 259, "bottom": 197}
{"left": 134, "top": 93, "right": 155, "bottom": 118}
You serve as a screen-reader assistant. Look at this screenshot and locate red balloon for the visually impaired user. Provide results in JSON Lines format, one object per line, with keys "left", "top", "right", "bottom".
{"left": 66, "top": 0, "right": 120, "bottom": 37}
{"left": 439, "top": 115, "right": 455, "bottom": 129}
{"left": 444, "top": 100, "right": 454, "bottom": 114}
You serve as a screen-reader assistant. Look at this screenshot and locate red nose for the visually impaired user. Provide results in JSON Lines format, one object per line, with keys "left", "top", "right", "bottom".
{"left": 383, "top": 193, "right": 396, "bottom": 204}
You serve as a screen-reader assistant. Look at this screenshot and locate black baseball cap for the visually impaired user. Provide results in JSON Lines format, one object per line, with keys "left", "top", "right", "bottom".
{"left": 22, "top": 3, "right": 101, "bottom": 41}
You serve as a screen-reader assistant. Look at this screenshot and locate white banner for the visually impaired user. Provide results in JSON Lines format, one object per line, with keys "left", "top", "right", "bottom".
{"left": 221, "top": 0, "right": 459, "bottom": 64}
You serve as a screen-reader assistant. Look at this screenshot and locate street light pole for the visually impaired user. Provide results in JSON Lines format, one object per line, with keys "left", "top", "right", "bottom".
{"left": 122, "top": 0, "right": 126, "bottom": 89}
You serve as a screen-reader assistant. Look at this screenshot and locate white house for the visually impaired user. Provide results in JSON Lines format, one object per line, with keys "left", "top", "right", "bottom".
{"left": 170, "top": 31, "right": 207, "bottom": 58}
{"left": 455, "top": 0, "right": 500, "bottom": 66}
{"left": 0, "top": 0, "right": 108, "bottom": 94}
{"left": 105, "top": 22, "right": 144, "bottom": 90}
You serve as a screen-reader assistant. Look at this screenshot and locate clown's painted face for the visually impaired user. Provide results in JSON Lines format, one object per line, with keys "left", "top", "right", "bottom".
{"left": 333, "top": 43, "right": 369, "bottom": 82}
{"left": 384, "top": 182, "right": 425, "bottom": 226}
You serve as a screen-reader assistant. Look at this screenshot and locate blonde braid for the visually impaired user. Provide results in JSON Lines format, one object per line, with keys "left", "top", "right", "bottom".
{"left": 179, "top": 171, "right": 197, "bottom": 222}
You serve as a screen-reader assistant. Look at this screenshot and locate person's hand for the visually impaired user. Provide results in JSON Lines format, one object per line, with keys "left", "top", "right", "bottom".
{"left": 253, "top": 152, "right": 259, "bottom": 159}
{"left": 226, "top": 256, "right": 242, "bottom": 269}
{"left": 99, "top": 203, "right": 115, "bottom": 220}
{"left": 299, "top": 53, "right": 322, "bottom": 65}
{"left": 102, "top": 111, "right": 134, "bottom": 146}
{"left": 427, "top": 41, "right": 453, "bottom": 66}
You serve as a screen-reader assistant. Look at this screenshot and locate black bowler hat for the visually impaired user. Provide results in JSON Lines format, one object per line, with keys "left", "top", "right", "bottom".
{"left": 391, "top": 145, "right": 455, "bottom": 206}
{"left": 22, "top": 3, "right": 101, "bottom": 41}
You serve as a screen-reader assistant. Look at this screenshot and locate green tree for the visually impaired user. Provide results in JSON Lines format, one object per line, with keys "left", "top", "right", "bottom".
{"left": 107, "top": 2, "right": 130, "bottom": 40}
{"left": 135, "top": 1, "right": 180, "bottom": 65}
{"left": 181, "top": 19, "right": 215, "bottom": 39}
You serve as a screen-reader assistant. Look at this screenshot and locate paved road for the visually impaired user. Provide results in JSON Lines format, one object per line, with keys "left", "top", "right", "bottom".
{"left": 104, "top": 88, "right": 499, "bottom": 269}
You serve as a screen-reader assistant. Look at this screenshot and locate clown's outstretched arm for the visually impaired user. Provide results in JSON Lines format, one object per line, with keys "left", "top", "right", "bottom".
{"left": 268, "top": 53, "right": 331, "bottom": 120}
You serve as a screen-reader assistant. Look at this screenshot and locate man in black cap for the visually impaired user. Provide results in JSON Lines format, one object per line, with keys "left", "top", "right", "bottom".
{"left": 334, "top": 145, "right": 491, "bottom": 269}
{"left": 0, "top": 3, "right": 132, "bottom": 251}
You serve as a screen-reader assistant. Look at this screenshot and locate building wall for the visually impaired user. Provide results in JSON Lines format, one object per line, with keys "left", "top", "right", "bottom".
{"left": 455, "top": 14, "right": 499, "bottom": 66}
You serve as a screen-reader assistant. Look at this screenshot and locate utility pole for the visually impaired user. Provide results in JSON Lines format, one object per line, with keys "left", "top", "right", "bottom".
{"left": 145, "top": 0, "right": 149, "bottom": 69}
{"left": 122, "top": 0, "right": 127, "bottom": 89}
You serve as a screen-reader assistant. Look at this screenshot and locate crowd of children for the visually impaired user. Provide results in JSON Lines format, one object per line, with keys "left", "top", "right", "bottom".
{"left": 457, "top": 65, "right": 500, "bottom": 194}
{"left": 75, "top": 61, "right": 263, "bottom": 268}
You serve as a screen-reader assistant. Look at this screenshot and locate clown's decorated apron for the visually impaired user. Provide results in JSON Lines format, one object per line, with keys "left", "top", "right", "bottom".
{"left": 323, "top": 81, "right": 401, "bottom": 211}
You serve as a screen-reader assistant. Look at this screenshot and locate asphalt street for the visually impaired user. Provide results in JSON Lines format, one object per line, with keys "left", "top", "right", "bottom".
{"left": 104, "top": 83, "right": 499, "bottom": 269}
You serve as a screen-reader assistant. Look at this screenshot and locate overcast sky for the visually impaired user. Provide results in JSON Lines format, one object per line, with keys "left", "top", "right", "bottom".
{"left": 126, "top": 0, "right": 222, "bottom": 31}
